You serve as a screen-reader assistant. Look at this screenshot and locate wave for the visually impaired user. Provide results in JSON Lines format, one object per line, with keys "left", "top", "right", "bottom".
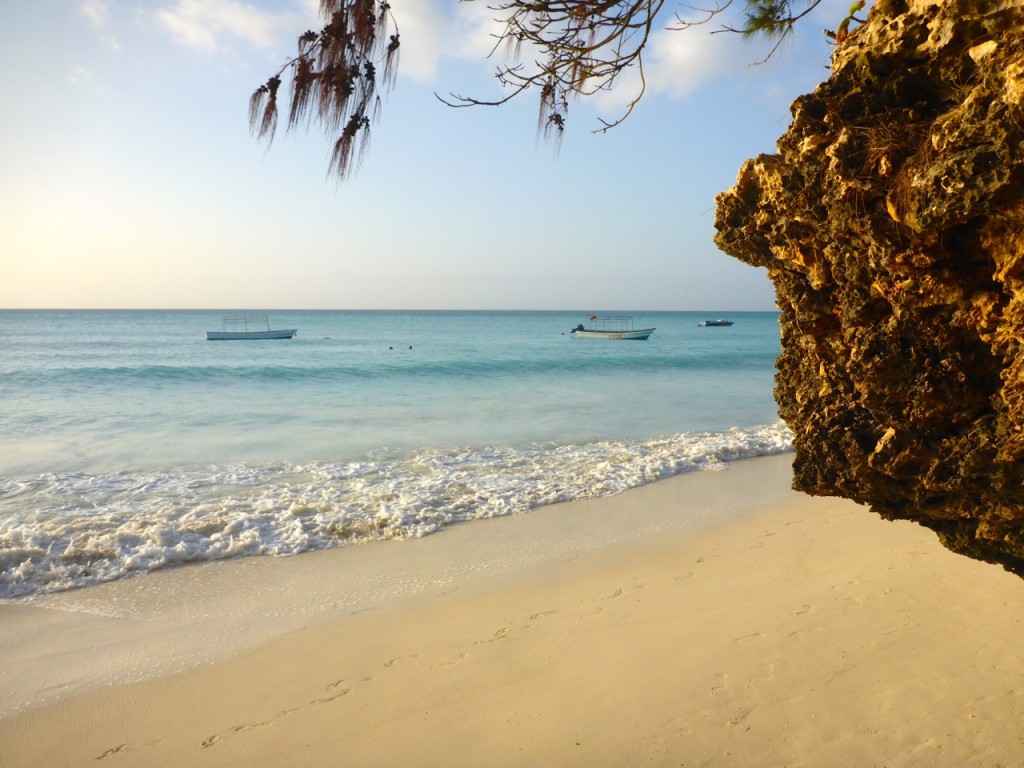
{"left": 2, "top": 350, "right": 779, "bottom": 390}
{"left": 0, "top": 423, "right": 792, "bottom": 600}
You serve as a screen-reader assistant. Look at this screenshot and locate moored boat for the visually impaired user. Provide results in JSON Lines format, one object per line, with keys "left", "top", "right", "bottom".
{"left": 570, "top": 315, "right": 655, "bottom": 340}
{"left": 206, "top": 315, "right": 297, "bottom": 340}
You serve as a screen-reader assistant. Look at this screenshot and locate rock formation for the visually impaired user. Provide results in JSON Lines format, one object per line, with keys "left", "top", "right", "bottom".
{"left": 714, "top": 0, "right": 1024, "bottom": 574}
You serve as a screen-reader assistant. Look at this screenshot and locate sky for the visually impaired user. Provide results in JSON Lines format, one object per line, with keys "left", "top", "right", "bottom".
{"left": 2, "top": 0, "right": 852, "bottom": 311}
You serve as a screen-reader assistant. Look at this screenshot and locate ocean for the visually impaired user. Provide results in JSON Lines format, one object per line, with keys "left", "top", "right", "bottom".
{"left": 0, "top": 309, "right": 791, "bottom": 600}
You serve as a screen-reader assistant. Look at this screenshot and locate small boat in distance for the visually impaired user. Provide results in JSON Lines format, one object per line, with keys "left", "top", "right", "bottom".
{"left": 698, "top": 319, "right": 734, "bottom": 327}
{"left": 206, "top": 315, "right": 297, "bottom": 340}
{"left": 570, "top": 315, "right": 655, "bottom": 340}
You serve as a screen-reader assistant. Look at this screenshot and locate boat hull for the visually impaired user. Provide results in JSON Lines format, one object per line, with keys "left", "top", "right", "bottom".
{"left": 571, "top": 328, "right": 655, "bottom": 340}
{"left": 206, "top": 329, "right": 297, "bottom": 340}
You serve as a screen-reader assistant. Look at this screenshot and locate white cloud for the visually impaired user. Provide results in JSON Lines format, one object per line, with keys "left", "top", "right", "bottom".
{"left": 388, "top": 0, "right": 502, "bottom": 84}
{"left": 150, "top": 0, "right": 506, "bottom": 83}
{"left": 585, "top": 0, "right": 842, "bottom": 116}
{"left": 80, "top": 0, "right": 123, "bottom": 50}
{"left": 80, "top": 0, "right": 109, "bottom": 27}
{"left": 387, "top": 3, "right": 751, "bottom": 112}
{"left": 155, "top": 0, "right": 288, "bottom": 52}
{"left": 66, "top": 64, "right": 97, "bottom": 87}
{"left": 646, "top": 27, "right": 750, "bottom": 99}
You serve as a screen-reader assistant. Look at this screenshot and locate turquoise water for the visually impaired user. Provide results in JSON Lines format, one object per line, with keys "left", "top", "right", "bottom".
{"left": 0, "top": 310, "right": 790, "bottom": 598}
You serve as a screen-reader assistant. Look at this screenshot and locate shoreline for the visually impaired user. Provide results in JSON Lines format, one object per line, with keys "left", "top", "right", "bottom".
{"left": 3, "top": 454, "right": 1023, "bottom": 766}
{"left": 0, "top": 455, "right": 799, "bottom": 718}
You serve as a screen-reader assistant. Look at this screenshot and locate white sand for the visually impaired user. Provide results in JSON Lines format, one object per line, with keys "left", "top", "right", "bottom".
{"left": 2, "top": 454, "right": 1022, "bottom": 767}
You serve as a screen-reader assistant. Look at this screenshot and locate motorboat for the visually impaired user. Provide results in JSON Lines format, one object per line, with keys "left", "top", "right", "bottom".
{"left": 206, "top": 315, "right": 297, "bottom": 340}
{"left": 570, "top": 315, "right": 655, "bottom": 340}
{"left": 698, "top": 319, "right": 734, "bottom": 327}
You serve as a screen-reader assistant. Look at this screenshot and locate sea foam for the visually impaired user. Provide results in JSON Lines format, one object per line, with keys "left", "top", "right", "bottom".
{"left": 0, "top": 423, "right": 791, "bottom": 599}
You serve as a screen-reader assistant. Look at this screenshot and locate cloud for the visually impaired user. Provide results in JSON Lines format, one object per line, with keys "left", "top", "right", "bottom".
{"left": 66, "top": 64, "right": 97, "bottom": 87}
{"left": 388, "top": 1, "right": 502, "bottom": 84}
{"left": 79, "top": 0, "right": 109, "bottom": 27}
{"left": 387, "top": 3, "right": 752, "bottom": 113}
{"left": 155, "top": 0, "right": 289, "bottom": 52}
{"left": 151, "top": 0, "right": 502, "bottom": 82}
{"left": 80, "top": 0, "right": 123, "bottom": 50}
{"left": 645, "top": 26, "right": 751, "bottom": 99}
{"left": 584, "top": 0, "right": 843, "bottom": 118}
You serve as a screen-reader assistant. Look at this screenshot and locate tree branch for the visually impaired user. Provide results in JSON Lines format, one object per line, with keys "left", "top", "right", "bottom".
{"left": 254, "top": 1, "right": 856, "bottom": 178}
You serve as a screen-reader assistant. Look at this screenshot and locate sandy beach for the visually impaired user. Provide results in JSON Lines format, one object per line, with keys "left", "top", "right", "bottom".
{"left": 2, "top": 454, "right": 1022, "bottom": 767}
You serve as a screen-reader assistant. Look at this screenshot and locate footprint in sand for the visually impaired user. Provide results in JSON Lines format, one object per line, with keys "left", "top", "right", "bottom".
{"left": 602, "top": 583, "right": 646, "bottom": 601}
{"left": 710, "top": 673, "right": 728, "bottom": 694}
{"left": 312, "top": 690, "right": 350, "bottom": 705}
{"left": 782, "top": 626, "right": 824, "bottom": 645}
{"left": 695, "top": 553, "right": 721, "bottom": 564}
{"left": 383, "top": 653, "right": 420, "bottom": 668}
{"left": 96, "top": 744, "right": 128, "bottom": 759}
{"left": 200, "top": 689, "right": 351, "bottom": 750}
{"left": 733, "top": 632, "right": 765, "bottom": 645}
{"left": 727, "top": 706, "right": 755, "bottom": 726}
{"left": 752, "top": 663, "right": 775, "bottom": 683}
{"left": 429, "top": 652, "right": 467, "bottom": 670}
{"left": 319, "top": 684, "right": 352, "bottom": 700}
{"left": 475, "top": 626, "right": 511, "bottom": 644}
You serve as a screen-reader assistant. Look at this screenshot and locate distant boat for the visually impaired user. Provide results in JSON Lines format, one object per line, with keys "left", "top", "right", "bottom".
{"left": 206, "top": 315, "right": 297, "bottom": 340}
{"left": 570, "top": 315, "right": 655, "bottom": 340}
{"left": 698, "top": 319, "right": 734, "bottom": 327}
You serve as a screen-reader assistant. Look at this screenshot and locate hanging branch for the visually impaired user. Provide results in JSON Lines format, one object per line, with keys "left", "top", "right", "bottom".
{"left": 439, "top": 0, "right": 668, "bottom": 142}
{"left": 249, "top": 0, "right": 400, "bottom": 179}
{"left": 439, "top": 1, "right": 836, "bottom": 141}
{"left": 254, "top": 1, "right": 853, "bottom": 178}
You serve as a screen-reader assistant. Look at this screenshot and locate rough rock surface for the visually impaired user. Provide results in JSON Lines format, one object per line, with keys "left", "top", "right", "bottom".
{"left": 714, "top": 0, "right": 1024, "bottom": 573}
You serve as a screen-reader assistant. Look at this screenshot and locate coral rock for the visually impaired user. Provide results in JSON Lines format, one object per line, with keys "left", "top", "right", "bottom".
{"left": 714, "top": 0, "right": 1024, "bottom": 574}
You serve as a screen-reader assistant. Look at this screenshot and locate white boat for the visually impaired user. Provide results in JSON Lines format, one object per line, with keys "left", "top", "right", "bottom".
{"left": 570, "top": 315, "right": 655, "bottom": 340}
{"left": 206, "top": 315, "right": 297, "bottom": 340}
{"left": 698, "top": 319, "right": 734, "bottom": 327}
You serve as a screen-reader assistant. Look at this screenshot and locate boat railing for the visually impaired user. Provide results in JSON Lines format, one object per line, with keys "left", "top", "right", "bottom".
{"left": 587, "top": 316, "right": 638, "bottom": 331}
{"left": 220, "top": 315, "right": 271, "bottom": 332}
